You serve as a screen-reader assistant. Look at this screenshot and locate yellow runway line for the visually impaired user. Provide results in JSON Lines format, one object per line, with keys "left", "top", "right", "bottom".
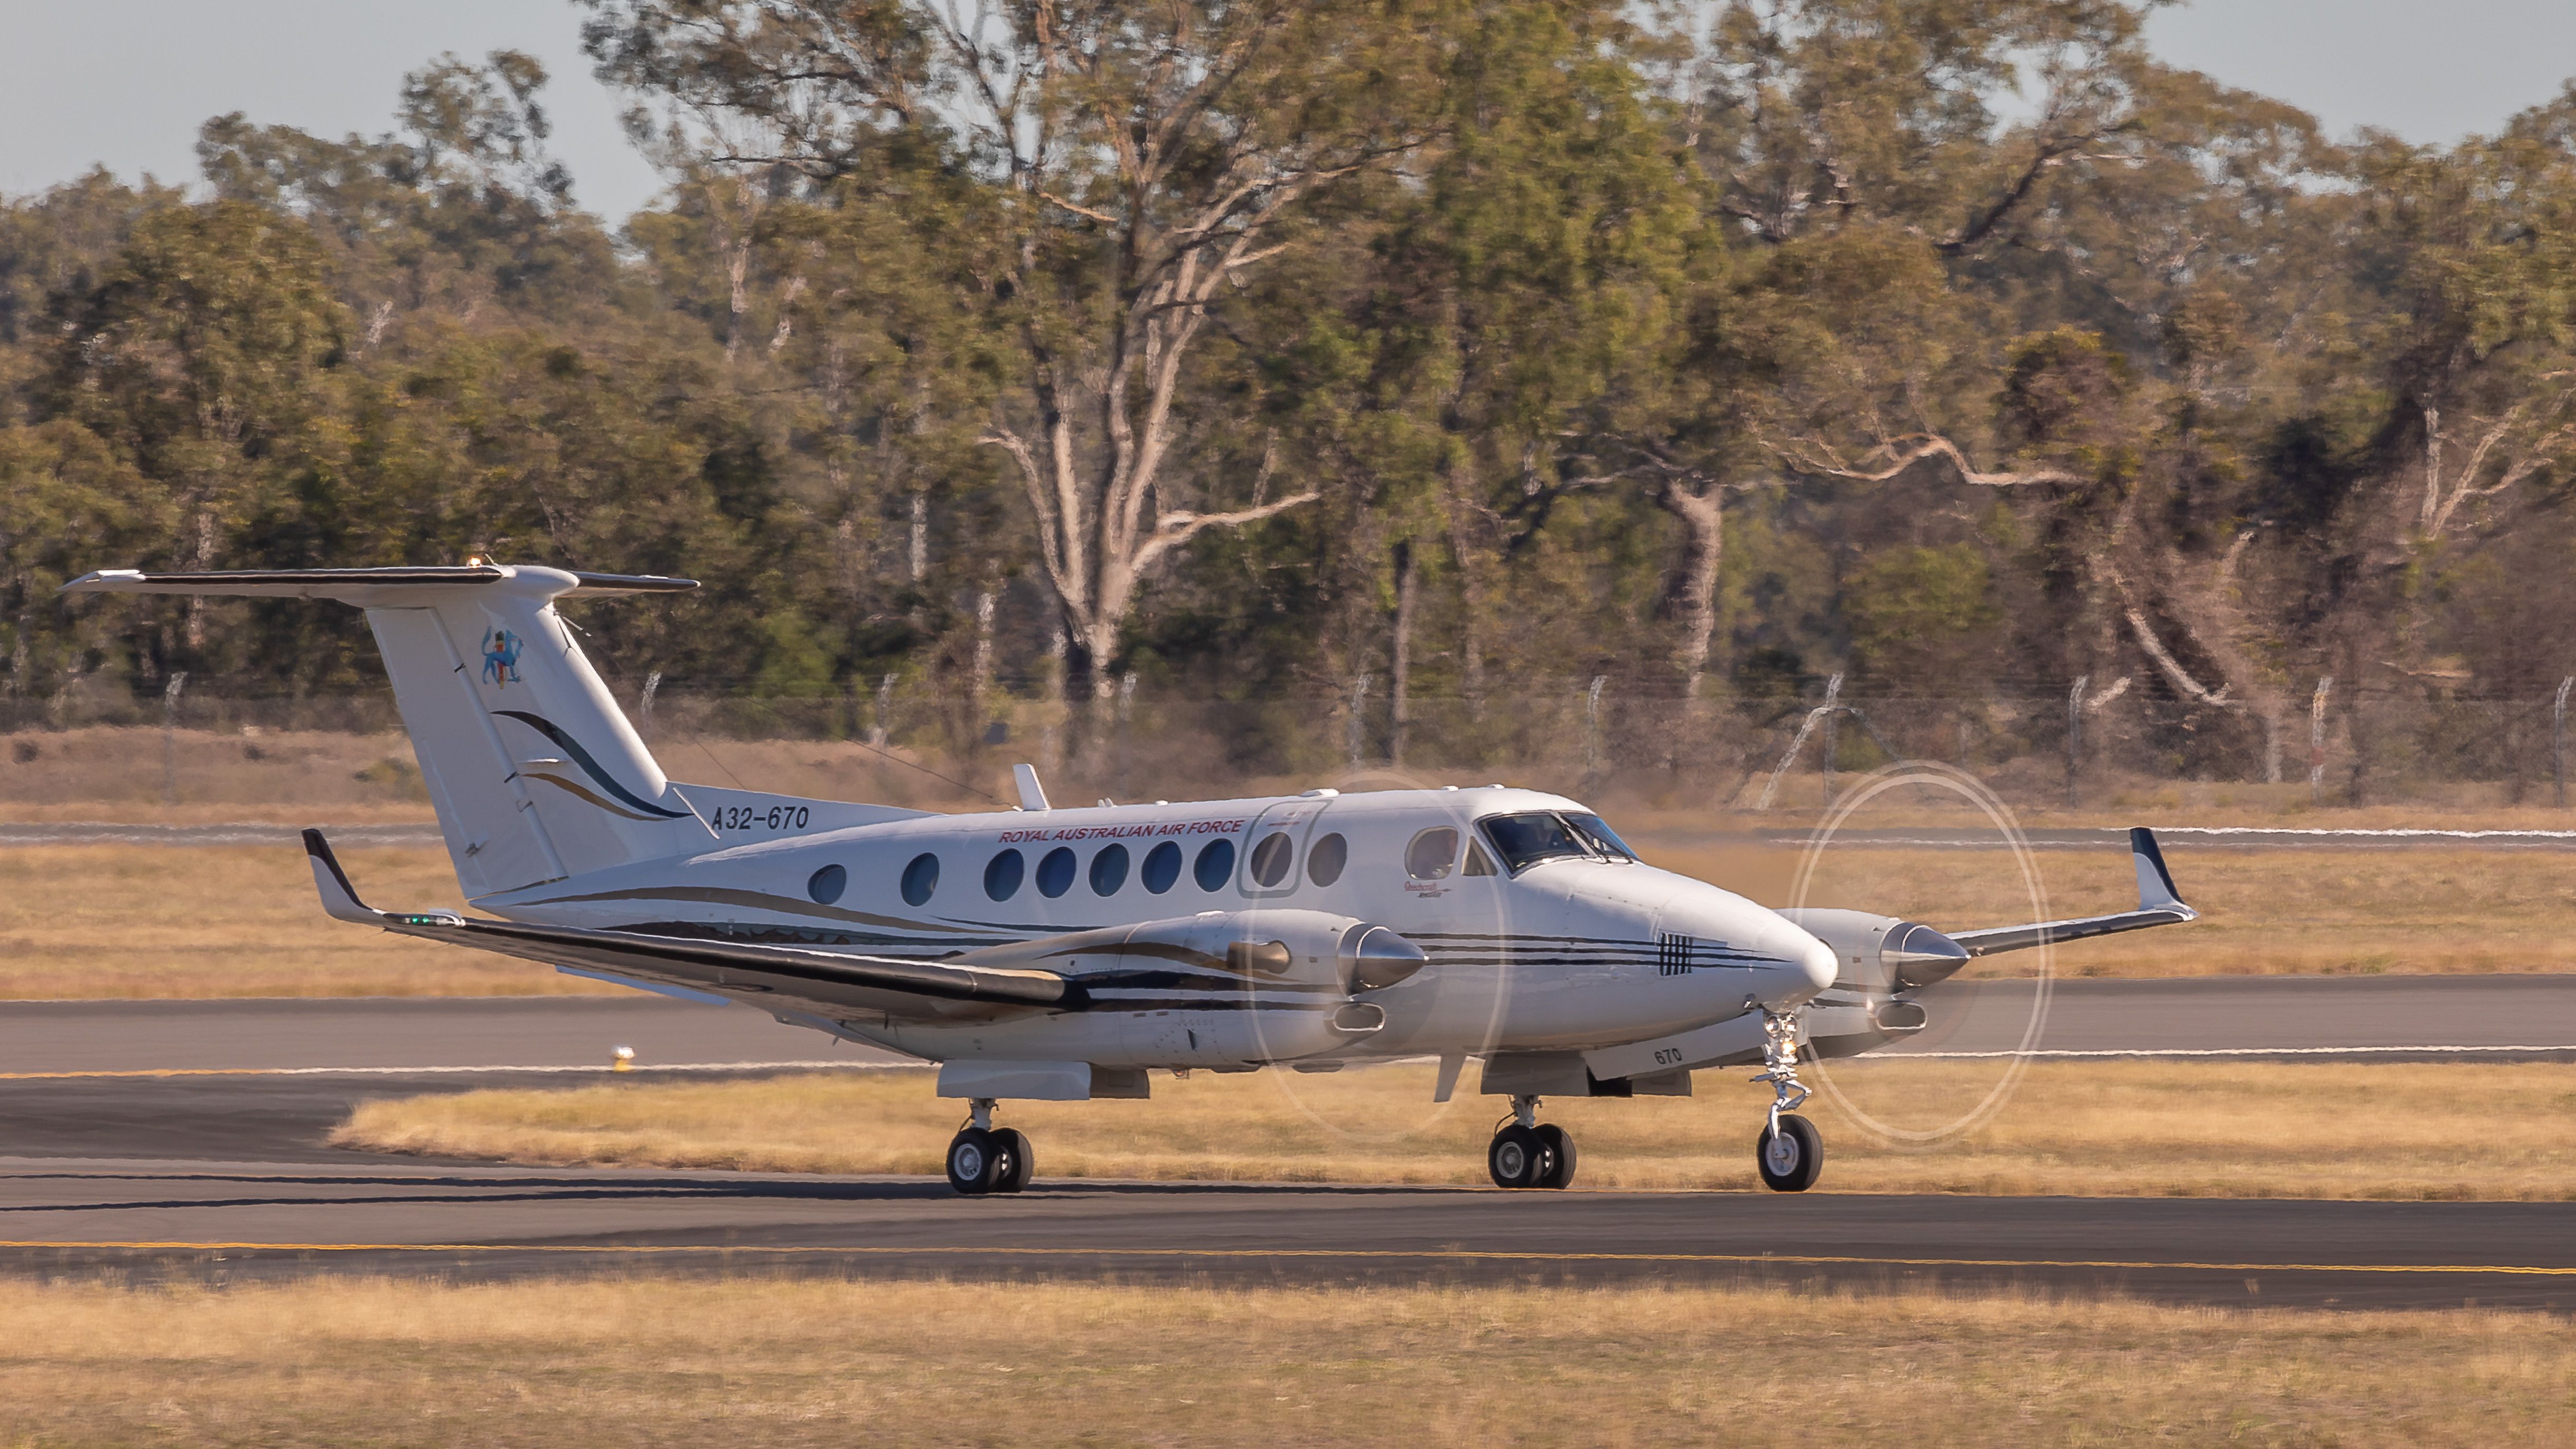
{"left": 0, "top": 1240, "right": 2570, "bottom": 1277}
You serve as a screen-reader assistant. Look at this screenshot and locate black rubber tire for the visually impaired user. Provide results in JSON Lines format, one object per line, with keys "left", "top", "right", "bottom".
{"left": 1755, "top": 1113, "right": 1823, "bottom": 1192}
{"left": 947, "top": 1127, "right": 1001, "bottom": 1195}
{"left": 1488, "top": 1124, "right": 1543, "bottom": 1189}
{"left": 993, "top": 1128, "right": 1035, "bottom": 1193}
{"left": 1534, "top": 1124, "right": 1577, "bottom": 1190}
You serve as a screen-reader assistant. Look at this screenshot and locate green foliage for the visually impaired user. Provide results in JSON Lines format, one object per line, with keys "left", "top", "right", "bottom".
{"left": 5, "top": 1, "right": 2576, "bottom": 778}
{"left": 1844, "top": 544, "right": 2003, "bottom": 688}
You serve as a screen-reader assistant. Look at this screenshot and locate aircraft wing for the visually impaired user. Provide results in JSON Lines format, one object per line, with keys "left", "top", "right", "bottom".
{"left": 303, "top": 830, "right": 1075, "bottom": 1023}
{"left": 1945, "top": 827, "right": 2198, "bottom": 957}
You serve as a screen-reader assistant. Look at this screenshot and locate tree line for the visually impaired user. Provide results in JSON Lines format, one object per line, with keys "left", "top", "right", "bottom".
{"left": 8, "top": 1, "right": 2576, "bottom": 787}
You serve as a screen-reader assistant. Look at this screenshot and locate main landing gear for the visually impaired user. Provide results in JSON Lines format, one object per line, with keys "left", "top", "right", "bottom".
{"left": 946, "top": 1098, "right": 1035, "bottom": 1196}
{"left": 1487, "top": 1095, "right": 1577, "bottom": 1190}
{"left": 1750, "top": 1008, "right": 1823, "bottom": 1192}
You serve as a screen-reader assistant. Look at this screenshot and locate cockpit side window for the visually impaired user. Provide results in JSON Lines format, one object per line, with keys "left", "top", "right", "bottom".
{"left": 1404, "top": 826, "right": 1460, "bottom": 881}
{"left": 1564, "top": 812, "right": 1638, "bottom": 861}
{"left": 1463, "top": 841, "right": 1498, "bottom": 876}
{"left": 1478, "top": 812, "right": 1589, "bottom": 873}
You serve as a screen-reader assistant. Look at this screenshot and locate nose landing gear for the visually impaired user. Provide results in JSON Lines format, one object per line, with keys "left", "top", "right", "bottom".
{"left": 1749, "top": 1008, "right": 1823, "bottom": 1192}
{"left": 1487, "top": 1096, "right": 1577, "bottom": 1189}
{"left": 946, "top": 1098, "right": 1035, "bottom": 1195}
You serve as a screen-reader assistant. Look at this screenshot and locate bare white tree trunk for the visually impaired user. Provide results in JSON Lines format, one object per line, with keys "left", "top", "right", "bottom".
{"left": 1661, "top": 480, "right": 1726, "bottom": 702}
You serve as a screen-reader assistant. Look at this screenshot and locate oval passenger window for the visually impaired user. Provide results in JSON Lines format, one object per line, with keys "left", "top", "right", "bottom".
{"left": 1249, "top": 831, "right": 1295, "bottom": 887}
{"left": 1090, "top": 843, "right": 1129, "bottom": 895}
{"left": 983, "top": 849, "right": 1024, "bottom": 901}
{"left": 1193, "top": 838, "right": 1235, "bottom": 892}
{"left": 1141, "top": 840, "right": 1183, "bottom": 893}
{"left": 900, "top": 853, "right": 939, "bottom": 906}
{"left": 807, "top": 863, "right": 847, "bottom": 904}
{"left": 1307, "top": 831, "right": 1348, "bottom": 887}
{"left": 1404, "top": 827, "right": 1459, "bottom": 881}
{"left": 1036, "top": 846, "right": 1078, "bottom": 898}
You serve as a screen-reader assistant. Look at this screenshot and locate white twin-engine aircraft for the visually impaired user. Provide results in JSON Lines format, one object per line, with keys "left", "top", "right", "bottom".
{"left": 69, "top": 563, "right": 2198, "bottom": 1194}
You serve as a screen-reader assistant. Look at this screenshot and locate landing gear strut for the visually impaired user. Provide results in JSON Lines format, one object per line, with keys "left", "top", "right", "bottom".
{"left": 1487, "top": 1095, "right": 1577, "bottom": 1190}
{"left": 946, "top": 1098, "right": 1035, "bottom": 1196}
{"left": 1749, "top": 1008, "right": 1822, "bottom": 1192}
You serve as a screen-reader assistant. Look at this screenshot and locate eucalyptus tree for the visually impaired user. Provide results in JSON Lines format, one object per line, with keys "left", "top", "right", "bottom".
{"left": 580, "top": 0, "right": 1471, "bottom": 696}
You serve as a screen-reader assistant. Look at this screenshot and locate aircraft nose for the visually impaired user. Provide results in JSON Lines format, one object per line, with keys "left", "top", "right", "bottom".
{"left": 1789, "top": 936, "right": 1837, "bottom": 997}
{"left": 1744, "top": 917, "right": 1835, "bottom": 1006}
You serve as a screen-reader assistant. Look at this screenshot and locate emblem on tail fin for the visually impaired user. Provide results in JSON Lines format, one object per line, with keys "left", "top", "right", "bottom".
{"left": 481, "top": 628, "right": 523, "bottom": 687}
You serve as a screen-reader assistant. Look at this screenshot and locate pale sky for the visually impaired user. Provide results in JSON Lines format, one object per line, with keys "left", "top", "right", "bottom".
{"left": 1, "top": 1, "right": 2572, "bottom": 223}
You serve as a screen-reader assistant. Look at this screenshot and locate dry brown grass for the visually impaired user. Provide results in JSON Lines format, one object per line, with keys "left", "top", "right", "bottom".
{"left": 1643, "top": 840, "right": 2576, "bottom": 977}
{"left": 0, "top": 1275, "right": 2568, "bottom": 1447}
{"left": 0, "top": 844, "right": 618, "bottom": 998}
{"left": 335, "top": 1058, "right": 2576, "bottom": 1200}
{"left": 7, "top": 831, "right": 2575, "bottom": 997}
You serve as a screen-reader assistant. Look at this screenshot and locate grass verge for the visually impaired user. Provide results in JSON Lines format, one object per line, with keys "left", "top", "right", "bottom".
{"left": 334, "top": 1058, "right": 2576, "bottom": 1199}
{"left": 8, "top": 836, "right": 2576, "bottom": 996}
{"left": 0, "top": 1276, "right": 2569, "bottom": 1447}
{"left": 0, "top": 844, "right": 616, "bottom": 998}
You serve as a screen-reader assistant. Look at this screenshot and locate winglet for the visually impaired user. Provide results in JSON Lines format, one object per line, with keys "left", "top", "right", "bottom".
{"left": 302, "top": 828, "right": 463, "bottom": 928}
{"left": 303, "top": 828, "right": 386, "bottom": 924}
{"left": 1012, "top": 763, "right": 1051, "bottom": 812}
{"left": 2129, "top": 827, "right": 2191, "bottom": 915}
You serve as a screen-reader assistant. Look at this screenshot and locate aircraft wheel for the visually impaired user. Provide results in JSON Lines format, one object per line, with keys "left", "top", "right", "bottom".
{"left": 1534, "top": 1125, "right": 1577, "bottom": 1189}
{"left": 947, "top": 1127, "right": 1003, "bottom": 1195}
{"left": 993, "top": 1128, "right": 1035, "bottom": 1193}
{"left": 1755, "top": 1113, "right": 1823, "bottom": 1193}
{"left": 1488, "top": 1124, "right": 1545, "bottom": 1189}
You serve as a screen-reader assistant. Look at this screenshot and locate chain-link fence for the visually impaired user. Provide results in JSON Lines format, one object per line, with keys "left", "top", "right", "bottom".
{"left": 6, "top": 670, "right": 2575, "bottom": 814}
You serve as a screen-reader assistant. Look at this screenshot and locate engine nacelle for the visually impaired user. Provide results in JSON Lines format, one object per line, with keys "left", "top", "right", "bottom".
{"left": 949, "top": 909, "right": 1426, "bottom": 998}
{"left": 923, "top": 910, "right": 1429, "bottom": 1066}
{"left": 1774, "top": 908, "right": 1970, "bottom": 995}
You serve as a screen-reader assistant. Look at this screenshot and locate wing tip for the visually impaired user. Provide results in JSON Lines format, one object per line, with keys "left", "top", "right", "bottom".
{"left": 304, "top": 828, "right": 383, "bottom": 924}
{"left": 2129, "top": 826, "right": 2188, "bottom": 910}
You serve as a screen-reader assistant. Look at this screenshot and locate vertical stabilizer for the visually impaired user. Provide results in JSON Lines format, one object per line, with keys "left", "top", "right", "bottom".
{"left": 64, "top": 565, "right": 712, "bottom": 897}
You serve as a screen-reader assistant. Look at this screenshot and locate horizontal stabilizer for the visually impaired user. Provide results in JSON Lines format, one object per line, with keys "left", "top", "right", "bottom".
{"left": 64, "top": 566, "right": 696, "bottom": 603}
{"left": 1945, "top": 826, "right": 2198, "bottom": 957}
{"left": 302, "top": 829, "right": 1072, "bottom": 1021}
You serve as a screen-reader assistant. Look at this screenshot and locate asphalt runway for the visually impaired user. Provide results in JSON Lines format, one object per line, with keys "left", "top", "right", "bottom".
{"left": 2, "top": 983, "right": 2573, "bottom": 1308}
{"left": 5, "top": 975, "right": 2570, "bottom": 1078}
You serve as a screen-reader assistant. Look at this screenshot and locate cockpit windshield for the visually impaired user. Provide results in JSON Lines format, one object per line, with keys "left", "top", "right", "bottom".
{"left": 1563, "top": 812, "right": 1637, "bottom": 861}
{"left": 1479, "top": 810, "right": 1637, "bottom": 873}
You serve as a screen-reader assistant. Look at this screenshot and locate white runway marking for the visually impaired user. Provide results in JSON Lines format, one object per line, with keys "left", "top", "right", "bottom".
{"left": 1898, "top": 1044, "right": 2576, "bottom": 1059}
{"left": 0, "top": 1061, "right": 914, "bottom": 1081}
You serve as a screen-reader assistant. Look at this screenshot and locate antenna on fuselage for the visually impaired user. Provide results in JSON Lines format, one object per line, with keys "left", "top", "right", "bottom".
{"left": 1011, "top": 763, "right": 1052, "bottom": 812}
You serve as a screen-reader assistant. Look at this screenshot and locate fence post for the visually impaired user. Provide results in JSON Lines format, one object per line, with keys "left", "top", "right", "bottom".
{"left": 1819, "top": 672, "right": 1843, "bottom": 808}
{"left": 1117, "top": 671, "right": 1137, "bottom": 798}
{"left": 639, "top": 669, "right": 663, "bottom": 741}
{"left": 1346, "top": 675, "right": 1371, "bottom": 769}
{"left": 1042, "top": 629, "right": 1066, "bottom": 775}
{"left": 2065, "top": 675, "right": 2086, "bottom": 809}
{"left": 870, "top": 674, "right": 895, "bottom": 749}
{"left": 1584, "top": 674, "right": 1608, "bottom": 783}
{"left": 2555, "top": 678, "right": 2572, "bottom": 808}
{"left": 2308, "top": 675, "right": 2334, "bottom": 806}
{"left": 2263, "top": 707, "right": 2282, "bottom": 786}
{"left": 161, "top": 671, "right": 188, "bottom": 808}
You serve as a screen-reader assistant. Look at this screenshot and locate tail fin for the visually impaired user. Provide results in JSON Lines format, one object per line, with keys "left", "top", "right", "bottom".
{"left": 68, "top": 565, "right": 711, "bottom": 897}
